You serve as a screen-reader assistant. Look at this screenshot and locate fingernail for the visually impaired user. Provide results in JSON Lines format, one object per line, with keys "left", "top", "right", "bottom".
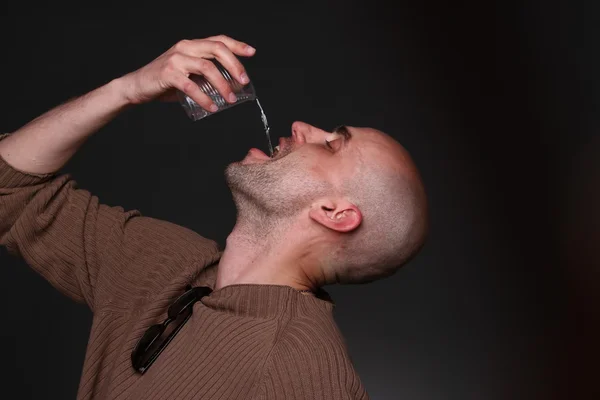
{"left": 240, "top": 73, "right": 249, "bottom": 84}
{"left": 210, "top": 104, "right": 218, "bottom": 112}
{"left": 228, "top": 93, "right": 237, "bottom": 103}
{"left": 246, "top": 45, "right": 256, "bottom": 54}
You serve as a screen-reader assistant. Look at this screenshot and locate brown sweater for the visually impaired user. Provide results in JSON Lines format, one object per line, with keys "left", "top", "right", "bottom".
{"left": 0, "top": 134, "right": 369, "bottom": 400}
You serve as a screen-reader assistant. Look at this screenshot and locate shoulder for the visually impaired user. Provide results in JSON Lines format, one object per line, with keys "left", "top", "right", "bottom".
{"left": 264, "top": 314, "right": 369, "bottom": 399}
{"left": 277, "top": 312, "right": 360, "bottom": 379}
{"left": 92, "top": 213, "right": 221, "bottom": 307}
{"left": 283, "top": 311, "right": 349, "bottom": 355}
{"left": 99, "top": 210, "right": 220, "bottom": 261}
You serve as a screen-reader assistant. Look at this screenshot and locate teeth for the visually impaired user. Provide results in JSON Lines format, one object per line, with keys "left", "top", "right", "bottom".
{"left": 271, "top": 145, "right": 280, "bottom": 158}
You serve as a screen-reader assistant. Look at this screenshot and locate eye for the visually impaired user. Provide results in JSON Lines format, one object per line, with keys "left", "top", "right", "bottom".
{"left": 325, "top": 138, "right": 341, "bottom": 151}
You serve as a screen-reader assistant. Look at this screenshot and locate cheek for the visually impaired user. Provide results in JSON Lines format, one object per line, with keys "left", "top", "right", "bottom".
{"left": 279, "top": 157, "right": 333, "bottom": 191}
{"left": 307, "top": 157, "right": 342, "bottom": 184}
{"left": 302, "top": 152, "right": 332, "bottom": 175}
{"left": 281, "top": 147, "right": 337, "bottom": 181}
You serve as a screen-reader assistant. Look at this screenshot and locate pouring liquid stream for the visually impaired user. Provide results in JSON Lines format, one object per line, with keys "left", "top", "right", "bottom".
{"left": 255, "top": 98, "right": 274, "bottom": 156}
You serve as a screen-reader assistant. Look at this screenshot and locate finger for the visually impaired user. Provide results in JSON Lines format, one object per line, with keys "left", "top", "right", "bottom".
{"left": 170, "top": 72, "right": 218, "bottom": 112}
{"left": 206, "top": 40, "right": 249, "bottom": 85}
{"left": 206, "top": 34, "right": 256, "bottom": 57}
{"left": 172, "top": 39, "right": 250, "bottom": 87}
{"left": 173, "top": 36, "right": 255, "bottom": 59}
{"left": 181, "top": 55, "right": 238, "bottom": 104}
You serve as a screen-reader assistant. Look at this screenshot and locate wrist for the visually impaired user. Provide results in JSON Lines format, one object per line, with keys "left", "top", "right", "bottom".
{"left": 107, "top": 75, "right": 137, "bottom": 107}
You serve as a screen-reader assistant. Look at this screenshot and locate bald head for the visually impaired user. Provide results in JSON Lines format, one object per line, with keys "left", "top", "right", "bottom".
{"left": 325, "top": 128, "right": 428, "bottom": 284}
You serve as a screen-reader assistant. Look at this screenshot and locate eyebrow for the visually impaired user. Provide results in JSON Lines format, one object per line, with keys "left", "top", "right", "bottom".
{"left": 333, "top": 125, "right": 352, "bottom": 145}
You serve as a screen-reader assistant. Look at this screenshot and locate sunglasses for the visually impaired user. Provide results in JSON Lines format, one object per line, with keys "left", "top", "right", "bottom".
{"left": 131, "top": 285, "right": 212, "bottom": 374}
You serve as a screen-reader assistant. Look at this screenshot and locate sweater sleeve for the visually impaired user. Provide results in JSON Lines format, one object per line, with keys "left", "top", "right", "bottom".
{"left": 254, "top": 320, "right": 370, "bottom": 400}
{"left": 0, "top": 134, "right": 219, "bottom": 311}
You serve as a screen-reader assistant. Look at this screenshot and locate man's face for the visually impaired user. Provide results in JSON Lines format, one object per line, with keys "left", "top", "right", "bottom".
{"left": 225, "top": 121, "right": 366, "bottom": 218}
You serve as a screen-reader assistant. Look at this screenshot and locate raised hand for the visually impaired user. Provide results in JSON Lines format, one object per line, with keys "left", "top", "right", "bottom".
{"left": 120, "top": 35, "right": 256, "bottom": 112}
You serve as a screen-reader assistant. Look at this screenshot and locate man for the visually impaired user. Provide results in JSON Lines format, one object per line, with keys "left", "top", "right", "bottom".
{"left": 0, "top": 35, "right": 428, "bottom": 399}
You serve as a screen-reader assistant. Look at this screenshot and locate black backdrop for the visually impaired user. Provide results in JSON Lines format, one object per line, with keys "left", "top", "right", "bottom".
{"left": 0, "top": 2, "right": 598, "bottom": 399}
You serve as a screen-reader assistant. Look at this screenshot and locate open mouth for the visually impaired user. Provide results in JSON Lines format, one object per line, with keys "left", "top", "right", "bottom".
{"left": 272, "top": 145, "right": 280, "bottom": 158}
{"left": 244, "top": 138, "right": 290, "bottom": 164}
{"left": 271, "top": 137, "right": 291, "bottom": 159}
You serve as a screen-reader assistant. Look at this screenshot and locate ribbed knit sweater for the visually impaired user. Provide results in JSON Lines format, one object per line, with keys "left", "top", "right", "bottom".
{"left": 0, "top": 134, "right": 369, "bottom": 400}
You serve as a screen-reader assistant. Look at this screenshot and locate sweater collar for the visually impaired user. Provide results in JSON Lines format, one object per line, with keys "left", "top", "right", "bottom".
{"left": 192, "top": 258, "right": 335, "bottom": 318}
{"left": 199, "top": 283, "right": 335, "bottom": 319}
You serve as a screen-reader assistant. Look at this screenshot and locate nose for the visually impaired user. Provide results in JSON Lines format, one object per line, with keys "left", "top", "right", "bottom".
{"left": 291, "top": 121, "right": 328, "bottom": 144}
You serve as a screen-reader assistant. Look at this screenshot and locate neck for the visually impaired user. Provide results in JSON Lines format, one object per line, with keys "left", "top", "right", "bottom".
{"left": 214, "top": 218, "right": 321, "bottom": 292}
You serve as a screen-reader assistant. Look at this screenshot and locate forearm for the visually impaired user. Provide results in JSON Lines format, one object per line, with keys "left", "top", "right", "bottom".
{"left": 0, "top": 77, "right": 131, "bottom": 174}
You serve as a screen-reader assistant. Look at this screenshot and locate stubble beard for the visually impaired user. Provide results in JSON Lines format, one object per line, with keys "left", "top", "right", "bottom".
{"left": 224, "top": 158, "right": 332, "bottom": 235}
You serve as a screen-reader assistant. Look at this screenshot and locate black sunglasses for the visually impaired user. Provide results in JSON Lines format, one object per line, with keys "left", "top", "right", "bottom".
{"left": 131, "top": 285, "right": 212, "bottom": 374}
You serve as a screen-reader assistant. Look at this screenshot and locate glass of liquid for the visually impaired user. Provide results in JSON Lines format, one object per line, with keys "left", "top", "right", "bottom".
{"left": 177, "top": 59, "right": 274, "bottom": 156}
{"left": 177, "top": 59, "right": 256, "bottom": 121}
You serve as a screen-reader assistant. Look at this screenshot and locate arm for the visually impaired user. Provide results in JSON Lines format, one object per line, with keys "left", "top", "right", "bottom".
{"left": 0, "top": 35, "right": 256, "bottom": 173}
{"left": 0, "top": 35, "right": 255, "bottom": 309}
{"left": 0, "top": 79, "right": 130, "bottom": 173}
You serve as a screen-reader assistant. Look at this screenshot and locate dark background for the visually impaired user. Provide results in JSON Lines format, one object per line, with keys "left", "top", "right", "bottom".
{"left": 0, "top": 2, "right": 598, "bottom": 399}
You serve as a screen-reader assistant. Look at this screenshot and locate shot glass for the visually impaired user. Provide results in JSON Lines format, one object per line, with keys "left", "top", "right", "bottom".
{"left": 177, "top": 60, "right": 256, "bottom": 121}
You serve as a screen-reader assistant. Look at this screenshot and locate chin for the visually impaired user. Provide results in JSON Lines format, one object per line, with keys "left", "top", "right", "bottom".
{"left": 224, "top": 163, "right": 267, "bottom": 201}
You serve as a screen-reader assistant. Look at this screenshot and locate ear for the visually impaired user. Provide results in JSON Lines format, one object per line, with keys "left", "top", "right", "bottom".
{"left": 308, "top": 198, "right": 362, "bottom": 233}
